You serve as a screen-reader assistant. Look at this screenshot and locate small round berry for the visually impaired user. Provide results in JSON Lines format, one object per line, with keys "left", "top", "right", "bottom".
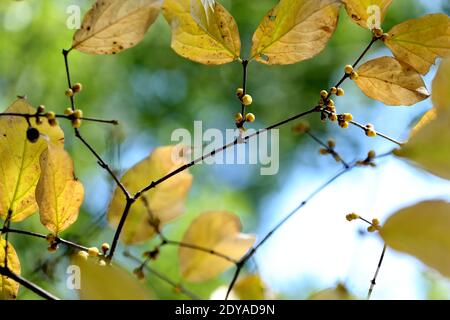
{"left": 101, "top": 243, "right": 110, "bottom": 253}
{"left": 73, "top": 109, "right": 83, "bottom": 119}
{"left": 327, "top": 139, "right": 336, "bottom": 149}
{"left": 319, "top": 148, "right": 329, "bottom": 155}
{"left": 37, "top": 105, "right": 45, "bottom": 114}
{"left": 77, "top": 250, "right": 89, "bottom": 260}
{"left": 366, "top": 123, "right": 374, "bottom": 129}
{"left": 47, "top": 244, "right": 58, "bottom": 253}
{"left": 329, "top": 113, "right": 338, "bottom": 122}
{"left": 235, "top": 112, "right": 243, "bottom": 123}
{"left": 330, "top": 87, "right": 338, "bottom": 95}
{"left": 372, "top": 218, "right": 380, "bottom": 226}
{"left": 366, "top": 129, "right": 377, "bottom": 137}
{"left": 236, "top": 88, "right": 244, "bottom": 98}
{"left": 46, "top": 112, "right": 56, "bottom": 120}
{"left": 339, "top": 121, "right": 349, "bottom": 129}
{"left": 65, "top": 88, "right": 74, "bottom": 97}
{"left": 352, "top": 213, "right": 359, "bottom": 220}
{"left": 320, "top": 90, "right": 328, "bottom": 98}
{"left": 242, "top": 94, "right": 253, "bottom": 106}
{"left": 373, "top": 28, "right": 384, "bottom": 38}
{"left": 327, "top": 99, "right": 335, "bottom": 107}
{"left": 350, "top": 71, "right": 359, "bottom": 81}
{"left": 343, "top": 113, "right": 353, "bottom": 122}
{"left": 367, "top": 226, "right": 376, "bottom": 233}
{"left": 48, "top": 119, "right": 58, "bottom": 127}
{"left": 344, "top": 65, "right": 354, "bottom": 75}
{"left": 72, "top": 83, "right": 83, "bottom": 93}
{"left": 64, "top": 108, "right": 74, "bottom": 116}
{"left": 336, "top": 88, "right": 345, "bottom": 96}
{"left": 88, "top": 247, "right": 100, "bottom": 257}
{"left": 72, "top": 119, "right": 82, "bottom": 129}
{"left": 368, "top": 150, "right": 376, "bottom": 159}
{"left": 246, "top": 113, "right": 256, "bottom": 123}
{"left": 26, "top": 127, "right": 40, "bottom": 143}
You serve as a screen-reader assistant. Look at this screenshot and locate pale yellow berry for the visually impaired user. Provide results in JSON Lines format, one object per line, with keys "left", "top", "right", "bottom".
{"left": 350, "top": 71, "right": 359, "bottom": 80}
{"left": 373, "top": 28, "right": 384, "bottom": 38}
{"left": 64, "top": 108, "right": 74, "bottom": 116}
{"left": 72, "top": 119, "right": 82, "bottom": 129}
{"left": 72, "top": 83, "right": 82, "bottom": 93}
{"left": 372, "top": 218, "right": 380, "bottom": 226}
{"left": 65, "top": 88, "right": 74, "bottom": 97}
{"left": 88, "top": 247, "right": 100, "bottom": 257}
{"left": 236, "top": 88, "right": 244, "bottom": 98}
{"left": 246, "top": 113, "right": 256, "bottom": 123}
{"left": 73, "top": 109, "right": 83, "bottom": 119}
{"left": 46, "top": 111, "right": 56, "bottom": 120}
{"left": 344, "top": 65, "right": 354, "bottom": 75}
{"left": 343, "top": 113, "right": 353, "bottom": 122}
{"left": 330, "top": 87, "right": 338, "bottom": 95}
{"left": 78, "top": 250, "right": 89, "bottom": 260}
{"left": 48, "top": 119, "right": 58, "bottom": 127}
{"left": 235, "top": 112, "right": 243, "bottom": 123}
{"left": 319, "top": 148, "right": 329, "bottom": 155}
{"left": 242, "top": 94, "right": 253, "bottom": 106}
{"left": 336, "top": 88, "right": 345, "bottom": 96}
{"left": 366, "top": 129, "right": 377, "bottom": 137}
{"left": 339, "top": 121, "right": 349, "bottom": 129}
{"left": 101, "top": 243, "right": 110, "bottom": 253}
{"left": 37, "top": 105, "right": 45, "bottom": 114}
{"left": 368, "top": 150, "right": 376, "bottom": 159}
{"left": 327, "top": 99, "right": 335, "bottom": 107}
{"left": 367, "top": 226, "right": 376, "bottom": 233}
{"left": 329, "top": 114, "right": 338, "bottom": 122}
{"left": 327, "top": 139, "right": 336, "bottom": 149}
{"left": 320, "top": 90, "right": 328, "bottom": 98}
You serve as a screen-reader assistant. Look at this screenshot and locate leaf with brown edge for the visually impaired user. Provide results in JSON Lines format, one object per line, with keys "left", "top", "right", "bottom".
{"left": 432, "top": 58, "right": 450, "bottom": 111}
{"left": 72, "top": 0, "right": 162, "bottom": 55}
{"left": 72, "top": 255, "right": 152, "bottom": 300}
{"left": 0, "top": 98, "right": 64, "bottom": 222}
{"left": 355, "top": 56, "right": 430, "bottom": 106}
{"left": 162, "top": 0, "right": 241, "bottom": 65}
{"left": 36, "top": 145, "right": 84, "bottom": 235}
{"left": 384, "top": 14, "right": 450, "bottom": 75}
{"left": 342, "top": 0, "right": 392, "bottom": 29}
{"left": 250, "top": 0, "right": 340, "bottom": 65}
{"left": 179, "top": 211, "right": 255, "bottom": 282}
{"left": 380, "top": 201, "right": 450, "bottom": 278}
{"left": 0, "top": 238, "right": 21, "bottom": 300}
{"left": 107, "top": 146, "right": 192, "bottom": 244}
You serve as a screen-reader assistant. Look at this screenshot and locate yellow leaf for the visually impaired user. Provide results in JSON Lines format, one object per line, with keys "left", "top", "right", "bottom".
{"left": 73, "top": 256, "right": 152, "bottom": 300}
{"left": 163, "top": 0, "right": 241, "bottom": 65}
{"left": 410, "top": 108, "right": 437, "bottom": 136}
{"left": 395, "top": 113, "right": 450, "bottom": 180}
{"left": 179, "top": 211, "right": 255, "bottom": 282}
{"left": 0, "top": 238, "right": 21, "bottom": 300}
{"left": 250, "top": 0, "right": 340, "bottom": 65}
{"left": 355, "top": 56, "right": 430, "bottom": 106}
{"left": 107, "top": 146, "right": 192, "bottom": 244}
{"left": 309, "top": 283, "right": 353, "bottom": 300}
{"left": 342, "top": 0, "right": 392, "bottom": 29}
{"left": 72, "top": 0, "right": 162, "bottom": 55}
{"left": 380, "top": 201, "right": 450, "bottom": 278}
{"left": 432, "top": 58, "right": 450, "bottom": 111}
{"left": 35, "top": 145, "right": 84, "bottom": 234}
{"left": 384, "top": 14, "right": 450, "bottom": 75}
{"left": 233, "top": 275, "right": 266, "bottom": 300}
{"left": 0, "top": 98, "right": 64, "bottom": 222}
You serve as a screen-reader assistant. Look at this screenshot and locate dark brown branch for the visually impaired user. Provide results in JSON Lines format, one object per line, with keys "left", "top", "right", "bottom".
{"left": 0, "top": 112, "right": 118, "bottom": 125}
{"left": 368, "top": 244, "right": 387, "bottom": 299}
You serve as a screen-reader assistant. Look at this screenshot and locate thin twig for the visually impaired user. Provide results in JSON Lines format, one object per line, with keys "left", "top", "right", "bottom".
{"left": 164, "top": 240, "right": 238, "bottom": 264}
{"left": 368, "top": 244, "right": 387, "bottom": 300}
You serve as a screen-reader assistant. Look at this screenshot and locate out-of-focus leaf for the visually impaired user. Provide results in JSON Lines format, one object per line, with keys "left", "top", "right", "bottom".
{"left": 355, "top": 56, "right": 429, "bottom": 106}
{"left": 36, "top": 145, "right": 84, "bottom": 234}
{"left": 179, "top": 211, "right": 255, "bottom": 282}
{"left": 384, "top": 14, "right": 450, "bottom": 75}
{"left": 72, "top": 0, "right": 162, "bottom": 54}
{"left": 309, "top": 283, "right": 353, "bottom": 300}
{"left": 0, "top": 98, "right": 64, "bottom": 222}
{"left": 108, "top": 146, "right": 192, "bottom": 244}
{"left": 380, "top": 201, "right": 450, "bottom": 278}
{"left": 342, "top": 0, "right": 392, "bottom": 29}
{"left": 0, "top": 238, "right": 21, "bottom": 300}
{"left": 432, "top": 58, "right": 450, "bottom": 111}
{"left": 163, "top": 0, "right": 241, "bottom": 64}
{"left": 234, "top": 275, "right": 266, "bottom": 300}
{"left": 250, "top": 0, "right": 340, "bottom": 65}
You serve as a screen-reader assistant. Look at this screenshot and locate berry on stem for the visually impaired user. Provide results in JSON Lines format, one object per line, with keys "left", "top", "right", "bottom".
{"left": 236, "top": 88, "right": 244, "bottom": 98}
{"left": 65, "top": 88, "right": 74, "bottom": 97}
{"left": 344, "top": 65, "right": 354, "bottom": 75}
{"left": 246, "top": 113, "right": 255, "bottom": 123}
{"left": 72, "top": 83, "right": 82, "bottom": 93}
{"left": 242, "top": 94, "right": 253, "bottom": 106}
{"left": 336, "top": 88, "right": 345, "bottom": 96}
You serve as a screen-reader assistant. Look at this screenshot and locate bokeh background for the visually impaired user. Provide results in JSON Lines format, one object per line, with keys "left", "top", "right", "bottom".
{"left": 1, "top": 0, "right": 450, "bottom": 300}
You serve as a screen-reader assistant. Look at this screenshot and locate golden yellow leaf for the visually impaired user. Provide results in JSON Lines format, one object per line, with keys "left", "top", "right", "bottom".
{"left": 72, "top": 0, "right": 162, "bottom": 55}
{"left": 355, "top": 56, "right": 430, "bottom": 106}
{"left": 35, "top": 145, "right": 84, "bottom": 234}
{"left": 395, "top": 113, "right": 450, "bottom": 180}
{"left": 309, "top": 283, "right": 353, "bottom": 300}
{"left": 73, "top": 256, "right": 152, "bottom": 300}
{"left": 411, "top": 108, "right": 437, "bottom": 137}
{"left": 432, "top": 58, "right": 450, "bottom": 111}
{"left": 380, "top": 201, "right": 450, "bottom": 278}
{"left": 250, "top": 0, "right": 340, "bottom": 65}
{"left": 0, "top": 238, "right": 21, "bottom": 300}
{"left": 384, "top": 14, "right": 450, "bottom": 75}
{"left": 342, "top": 0, "right": 392, "bottom": 29}
{"left": 108, "top": 146, "right": 192, "bottom": 244}
{"left": 233, "top": 275, "right": 266, "bottom": 300}
{"left": 0, "top": 98, "right": 64, "bottom": 222}
{"left": 162, "top": 0, "right": 241, "bottom": 65}
{"left": 179, "top": 211, "right": 255, "bottom": 282}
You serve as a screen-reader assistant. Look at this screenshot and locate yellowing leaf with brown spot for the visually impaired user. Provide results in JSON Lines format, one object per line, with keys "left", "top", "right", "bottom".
{"left": 355, "top": 56, "right": 430, "bottom": 106}
{"left": 73, "top": 256, "right": 152, "bottom": 300}
{"left": 0, "top": 238, "right": 21, "bottom": 300}
{"left": 309, "top": 284, "right": 353, "bottom": 300}
{"left": 396, "top": 113, "right": 450, "bottom": 180}
{"left": 233, "top": 275, "right": 266, "bottom": 300}
{"left": 108, "top": 146, "right": 192, "bottom": 244}
{"left": 432, "top": 58, "right": 450, "bottom": 111}
{"left": 0, "top": 99, "right": 64, "bottom": 222}
{"left": 384, "top": 14, "right": 450, "bottom": 75}
{"left": 380, "top": 201, "right": 450, "bottom": 278}
{"left": 342, "top": 0, "right": 392, "bottom": 29}
{"left": 163, "top": 0, "right": 241, "bottom": 65}
{"left": 72, "top": 0, "right": 162, "bottom": 55}
{"left": 36, "top": 145, "right": 84, "bottom": 234}
{"left": 250, "top": 0, "right": 340, "bottom": 65}
{"left": 179, "top": 211, "right": 255, "bottom": 282}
